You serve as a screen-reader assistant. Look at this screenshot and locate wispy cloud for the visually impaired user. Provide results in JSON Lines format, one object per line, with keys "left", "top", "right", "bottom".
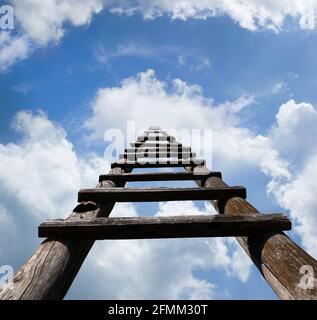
{"left": 95, "top": 40, "right": 184, "bottom": 64}
{"left": 11, "top": 82, "right": 32, "bottom": 94}
{"left": 272, "top": 81, "right": 289, "bottom": 95}
{"left": 95, "top": 41, "right": 212, "bottom": 73}
{"left": 177, "top": 54, "right": 212, "bottom": 72}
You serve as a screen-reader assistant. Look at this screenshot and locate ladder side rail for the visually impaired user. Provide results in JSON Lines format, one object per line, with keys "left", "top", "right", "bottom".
{"left": 187, "top": 165, "right": 317, "bottom": 300}
{"left": 0, "top": 167, "right": 130, "bottom": 300}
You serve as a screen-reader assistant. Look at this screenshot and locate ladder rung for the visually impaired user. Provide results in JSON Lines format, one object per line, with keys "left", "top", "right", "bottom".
{"left": 144, "top": 130, "right": 166, "bottom": 134}
{"left": 38, "top": 214, "right": 291, "bottom": 239}
{"left": 125, "top": 147, "right": 191, "bottom": 153}
{"left": 137, "top": 135, "right": 176, "bottom": 142}
{"left": 99, "top": 171, "right": 222, "bottom": 182}
{"left": 78, "top": 186, "right": 246, "bottom": 203}
{"left": 130, "top": 142, "right": 183, "bottom": 148}
{"left": 119, "top": 152, "right": 195, "bottom": 159}
{"left": 111, "top": 159, "right": 205, "bottom": 169}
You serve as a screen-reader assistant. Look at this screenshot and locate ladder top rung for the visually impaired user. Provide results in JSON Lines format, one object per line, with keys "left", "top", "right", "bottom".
{"left": 78, "top": 186, "right": 246, "bottom": 203}
{"left": 144, "top": 130, "right": 168, "bottom": 135}
{"left": 99, "top": 171, "right": 222, "bottom": 182}
{"left": 38, "top": 214, "right": 292, "bottom": 240}
{"left": 148, "top": 126, "right": 161, "bottom": 130}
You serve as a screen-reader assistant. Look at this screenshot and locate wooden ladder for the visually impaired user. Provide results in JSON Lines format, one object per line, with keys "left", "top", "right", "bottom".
{"left": 38, "top": 128, "right": 290, "bottom": 239}
{"left": 1, "top": 127, "right": 317, "bottom": 300}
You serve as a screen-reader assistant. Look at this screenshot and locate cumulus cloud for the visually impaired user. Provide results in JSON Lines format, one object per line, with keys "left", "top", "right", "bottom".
{"left": 10, "top": 0, "right": 103, "bottom": 46}
{"left": 110, "top": 0, "right": 317, "bottom": 31}
{"left": 0, "top": 32, "right": 30, "bottom": 72}
{"left": 85, "top": 69, "right": 317, "bottom": 259}
{"left": 2, "top": 1, "right": 317, "bottom": 71}
{"left": 1, "top": 0, "right": 103, "bottom": 71}
{"left": 266, "top": 100, "right": 317, "bottom": 257}
{"left": 85, "top": 69, "right": 254, "bottom": 136}
{"left": 85, "top": 69, "right": 288, "bottom": 176}
{"left": 0, "top": 110, "right": 106, "bottom": 219}
{"left": 0, "top": 110, "right": 105, "bottom": 264}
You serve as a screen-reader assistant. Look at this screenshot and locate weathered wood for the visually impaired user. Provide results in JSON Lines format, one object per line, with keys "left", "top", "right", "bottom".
{"left": 186, "top": 165, "right": 317, "bottom": 300}
{"left": 137, "top": 135, "right": 176, "bottom": 142}
{"left": 144, "top": 130, "right": 166, "bottom": 134}
{"left": 78, "top": 186, "right": 246, "bottom": 203}
{"left": 130, "top": 142, "right": 182, "bottom": 148}
{"left": 0, "top": 167, "right": 130, "bottom": 300}
{"left": 2, "top": 126, "right": 316, "bottom": 301}
{"left": 119, "top": 152, "right": 195, "bottom": 159}
{"left": 125, "top": 147, "right": 191, "bottom": 152}
{"left": 39, "top": 214, "right": 291, "bottom": 239}
{"left": 99, "top": 171, "right": 222, "bottom": 183}
{"left": 111, "top": 159, "right": 205, "bottom": 169}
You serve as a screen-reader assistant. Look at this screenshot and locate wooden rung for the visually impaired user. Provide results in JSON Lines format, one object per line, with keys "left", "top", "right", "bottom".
{"left": 99, "top": 171, "right": 222, "bottom": 182}
{"left": 130, "top": 142, "right": 183, "bottom": 148}
{"left": 144, "top": 130, "right": 166, "bottom": 134}
{"left": 137, "top": 136, "right": 176, "bottom": 142}
{"left": 38, "top": 214, "right": 291, "bottom": 239}
{"left": 125, "top": 147, "right": 191, "bottom": 153}
{"left": 78, "top": 186, "right": 246, "bottom": 203}
{"left": 111, "top": 159, "right": 205, "bottom": 168}
{"left": 119, "top": 152, "right": 195, "bottom": 159}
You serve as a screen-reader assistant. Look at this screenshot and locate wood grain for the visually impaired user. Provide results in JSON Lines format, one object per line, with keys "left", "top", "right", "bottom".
{"left": 0, "top": 167, "right": 130, "bottom": 300}
{"left": 186, "top": 165, "right": 317, "bottom": 300}
{"left": 111, "top": 159, "right": 205, "bottom": 168}
{"left": 99, "top": 171, "right": 222, "bottom": 182}
{"left": 38, "top": 214, "right": 291, "bottom": 239}
{"left": 119, "top": 152, "right": 195, "bottom": 159}
{"left": 78, "top": 186, "right": 247, "bottom": 203}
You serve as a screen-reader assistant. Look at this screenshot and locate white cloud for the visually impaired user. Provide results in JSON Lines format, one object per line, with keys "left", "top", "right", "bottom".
{"left": 273, "top": 154, "right": 317, "bottom": 257}
{"left": 95, "top": 41, "right": 158, "bottom": 64}
{"left": 111, "top": 0, "right": 317, "bottom": 31}
{"left": 85, "top": 69, "right": 254, "bottom": 140}
{"left": 176, "top": 54, "right": 212, "bottom": 72}
{"left": 272, "top": 81, "right": 289, "bottom": 95}
{"left": 85, "top": 70, "right": 317, "bottom": 260}
{"left": 156, "top": 200, "right": 216, "bottom": 216}
{"left": 265, "top": 100, "right": 317, "bottom": 257}
{"left": 0, "top": 110, "right": 106, "bottom": 221}
{"left": 10, "top": 0, "right": 103, "bottom": 46}
{"left": 95, "top": 41, "right": 212, "bottom": 74}
{"left": 0, "top": 32, "right": 30, "bottom": 72}
{"left": 85, "top": 69, "right": 285, "bottom": 176}
{"left": 2, "top": 1, "right": 317, "bottom": 71}
{"left": 1, "top": 0, "right": 103, "bottom": 71}
{"left": 10, "top": 82, "right": 32, "bottom": 94}
{"left": 0, "top": 109, "right": 107, "bottom": 268}
{"left": 270, "top": 99, "right": 317, "bottom": 165}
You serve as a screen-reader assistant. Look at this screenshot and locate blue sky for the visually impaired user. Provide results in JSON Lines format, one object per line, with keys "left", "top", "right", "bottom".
{"left": 0, "top": 1, "right": 317, "bottom": 300}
